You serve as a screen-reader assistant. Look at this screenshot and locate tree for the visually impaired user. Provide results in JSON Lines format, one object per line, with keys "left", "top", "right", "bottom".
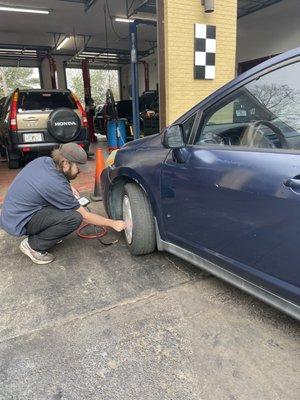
{"left": 66, "top": 68, "right": 120, "bottom": 107}
{"left": 250, "top": 83, "right": 299, "bottom": 119}
{"left": 0, "top": 67, "right": 40, "bottom": 97}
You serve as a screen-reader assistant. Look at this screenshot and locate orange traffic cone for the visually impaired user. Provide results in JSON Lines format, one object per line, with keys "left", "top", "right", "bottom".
{"left": 90, "top": 148, "right": 105, "bottom": 202}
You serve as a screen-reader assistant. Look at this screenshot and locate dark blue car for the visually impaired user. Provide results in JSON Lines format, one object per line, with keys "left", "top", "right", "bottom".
{"left": 101, "top": 47, "right": 300, "bottom": 320}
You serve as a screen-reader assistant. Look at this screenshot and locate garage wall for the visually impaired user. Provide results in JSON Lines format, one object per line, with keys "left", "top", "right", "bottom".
{"left": 160, "top": 0, "right": 237, "bottom": 126}
{"left": 120, "top": 50, "right": 158, "bottom": 100}
{"left": 237, "top": 0, "right": 300, "bottom": 63}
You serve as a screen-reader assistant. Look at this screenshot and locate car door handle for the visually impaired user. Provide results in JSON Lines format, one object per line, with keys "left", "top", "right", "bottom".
{"left": 284, "top": 178, "right": 300, "bottom": 189}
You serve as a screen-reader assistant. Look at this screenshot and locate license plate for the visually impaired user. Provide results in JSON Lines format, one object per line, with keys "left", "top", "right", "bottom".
{"left": 23, "top": 133, "right": 43, "bottom": 142}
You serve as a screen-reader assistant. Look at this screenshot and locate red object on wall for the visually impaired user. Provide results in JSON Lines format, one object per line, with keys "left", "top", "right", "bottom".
{"left": 81, "top": 59, "right": 96, "bottom": 143}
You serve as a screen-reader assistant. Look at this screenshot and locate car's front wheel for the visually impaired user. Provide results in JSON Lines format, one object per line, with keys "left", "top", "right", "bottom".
{"left": 122, "top": 183, "right": 156, "bottom": 255}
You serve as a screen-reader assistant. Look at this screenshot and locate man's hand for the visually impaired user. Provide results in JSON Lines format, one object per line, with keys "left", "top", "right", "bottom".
{"left": 71, "top": 186, "right": 80, "bottom": 198}
{"left": 111, "top": 220, "right": 126, "bottom": 232}
{"left": 76, "top": 206, "right": 126, "bottom": 232}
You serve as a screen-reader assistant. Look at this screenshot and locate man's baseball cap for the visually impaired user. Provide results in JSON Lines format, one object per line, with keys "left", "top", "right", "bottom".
{"left": 59, "top": 143, "right": 88, "bottom": 166}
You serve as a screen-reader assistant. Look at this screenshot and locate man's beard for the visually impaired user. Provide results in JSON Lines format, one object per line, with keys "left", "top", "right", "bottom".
{"left": 64, "top": 166, "right": 79, "bottom": 180}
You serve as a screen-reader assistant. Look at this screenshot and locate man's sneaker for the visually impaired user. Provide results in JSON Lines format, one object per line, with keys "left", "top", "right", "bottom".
{"left": 19, "top": 238, "right": 55, "bottom": 265}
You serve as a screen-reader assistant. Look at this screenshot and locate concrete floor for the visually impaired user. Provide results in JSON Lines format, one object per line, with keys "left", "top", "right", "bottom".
{"left": 0, "top": 199, "right": 299, "bottom": 400}
{"left": 0, "top": 145, "right": 299, "bottom": 399}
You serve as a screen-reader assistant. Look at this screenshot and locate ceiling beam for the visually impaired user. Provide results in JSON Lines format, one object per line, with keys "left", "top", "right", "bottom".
{"left": 238, "top": 0, "right": 283, "bottom": 18}
{"left": 58, "top": 0, "right": 98, "bottom": 13}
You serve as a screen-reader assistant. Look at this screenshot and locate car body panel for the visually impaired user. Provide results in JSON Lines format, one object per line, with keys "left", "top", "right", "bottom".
{"left": 103, "top": 134, "right": 169, "bottom": 230}
{"left": 16, "top": 109, "right": 82, "bottom": 131}
{"left": 156, "top": 232, "right": 300, "bottom": 320}
{"left": 161, "top": 147, "right": 300, "bottom": 305}
{"left": 101, "top": 47, "right": 300, "bottom": 319}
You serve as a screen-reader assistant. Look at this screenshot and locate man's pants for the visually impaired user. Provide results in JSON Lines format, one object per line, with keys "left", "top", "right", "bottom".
{"left": 25, "top": 206, "right": 83, "bottom": 252}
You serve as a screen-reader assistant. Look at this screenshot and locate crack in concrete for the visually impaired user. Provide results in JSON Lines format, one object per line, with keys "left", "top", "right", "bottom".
{"left": 0, "top": 279, "right": 197, "bottom": 346}
{"left": 164, "top": 254, "right": 193, "bottom": 278}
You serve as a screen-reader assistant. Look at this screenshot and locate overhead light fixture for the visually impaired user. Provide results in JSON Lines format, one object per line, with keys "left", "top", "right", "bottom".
{"left": 57, "top": 36, "right": 71, "bottom": 50}
{"left": 115, "top": 17, "right": 134, "bottom": 23}
{"left": 0, "top": 48, "right": 36, "bottom": 53}
{"left": 81, "top": 52, "right": 100, "bottom": 56}
{"left": 0, "top": 5, "right": 51, "bottom": 14}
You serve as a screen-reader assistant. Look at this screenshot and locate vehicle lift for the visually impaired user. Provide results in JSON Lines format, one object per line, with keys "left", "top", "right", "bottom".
{"left": 81, "top": 58, "right": 97, "bottom": 143}
{"left": 129, "top": 19, "right": 156, "bottom": 140}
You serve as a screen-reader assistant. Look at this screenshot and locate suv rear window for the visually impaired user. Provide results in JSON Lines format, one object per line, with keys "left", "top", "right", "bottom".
{"left": 18, "top": 92, "right": 76, "bottom": 111}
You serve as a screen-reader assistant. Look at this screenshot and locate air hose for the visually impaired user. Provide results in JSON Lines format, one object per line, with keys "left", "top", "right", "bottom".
{"left": 76, "top": 206, "right": 118, "bottom": 246}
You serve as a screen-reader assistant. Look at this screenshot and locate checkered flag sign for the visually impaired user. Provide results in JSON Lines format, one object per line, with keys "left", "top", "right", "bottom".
{"left": 194, "top": 24, "right": 216, "bottom": 80}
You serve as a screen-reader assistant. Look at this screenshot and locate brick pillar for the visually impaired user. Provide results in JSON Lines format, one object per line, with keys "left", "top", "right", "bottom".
{"left": 158, "top": 0, "right": 237, "bottom": 127}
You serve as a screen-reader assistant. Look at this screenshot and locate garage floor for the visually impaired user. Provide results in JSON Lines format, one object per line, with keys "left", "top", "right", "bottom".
{"left": 0, "top": 145, "right": 299, "bottom": 400}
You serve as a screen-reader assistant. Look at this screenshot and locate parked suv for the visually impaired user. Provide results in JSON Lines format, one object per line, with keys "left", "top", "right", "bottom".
{"left": 0, "top": 89, "right": 89, "bottom": 168}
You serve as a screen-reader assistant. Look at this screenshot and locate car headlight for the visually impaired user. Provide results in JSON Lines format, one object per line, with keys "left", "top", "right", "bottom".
{"left": 106, "top": 149, "right": 118, "bottom": 167}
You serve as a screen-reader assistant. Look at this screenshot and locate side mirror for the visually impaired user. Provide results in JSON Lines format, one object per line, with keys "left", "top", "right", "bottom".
{"left": 163, "top": 124, "right": 185, "bottom": 149}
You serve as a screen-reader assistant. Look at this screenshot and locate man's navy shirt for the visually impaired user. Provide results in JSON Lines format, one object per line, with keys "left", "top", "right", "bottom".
{"left": 0, "top": 157, "right": 80, "bottom": 236}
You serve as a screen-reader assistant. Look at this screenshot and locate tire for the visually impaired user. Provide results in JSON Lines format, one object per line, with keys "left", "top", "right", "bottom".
{"left": 0, "top": 145, "right": 6, "bottom": 157}
{"left": 47, "top": 107, "right": 81, "bottom": 142}
{"left": 8, "top": 158, "right": 20, "bottom": 169}
{"left": 122, "top": 183, "right": 156, "bottom": 255}
{"left": 6, "top": 148, "right": 20, "bottom": 169}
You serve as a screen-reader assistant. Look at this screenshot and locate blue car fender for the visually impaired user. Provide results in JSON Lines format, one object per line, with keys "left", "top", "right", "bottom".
{"left": 111, "top": 165, "right": 166, "bottom": 239}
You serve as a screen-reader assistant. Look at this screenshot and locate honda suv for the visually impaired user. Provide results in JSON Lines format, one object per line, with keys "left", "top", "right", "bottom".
{"left": 0, "top": 89, "right": 89, "bottom": 168}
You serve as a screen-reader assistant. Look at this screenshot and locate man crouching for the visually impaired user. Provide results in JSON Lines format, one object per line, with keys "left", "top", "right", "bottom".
{"left": 0, "top": 143, "right": 125, "bottom": 264}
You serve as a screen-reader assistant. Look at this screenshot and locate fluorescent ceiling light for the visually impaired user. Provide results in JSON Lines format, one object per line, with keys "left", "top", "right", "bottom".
{"left": 101, "top": 52, "right": 119, "bottom": 56}
{"left": 81, "top": 52, "right": 99, "bottom": 56}
{"left": 57, "top": 36, "right": 71, "bottom": 50}
{"left": 102, "top": 54, "right": 119, "bottom": 58}
{"left": 0, "top": 5, "right": 50, "bottom": 14}
{"left": 0, "top": 48, "right": 21, "bottom": 52}
{"left": 0, "top": 48, "right": 37, "bottom": 53}
{"left": 115, "top": 17, "right": 134, "bottom": 23}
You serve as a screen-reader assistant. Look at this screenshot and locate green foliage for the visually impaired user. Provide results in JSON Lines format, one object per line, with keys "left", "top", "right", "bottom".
{"left": 0, "top": 67, "right": 40, "bottom": 98}
{"left": 66, "top": 68, "right": 120, "bottom": 106}
{"left": 0, "top": 66, "right": 120, "bottom": 108}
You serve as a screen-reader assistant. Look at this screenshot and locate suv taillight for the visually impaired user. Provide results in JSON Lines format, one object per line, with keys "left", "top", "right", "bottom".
{"left": 72, "top": 93, "right": 88, "bottom": 128}
{"left": 10, "top": 91, "right": 19, "bottom": 132}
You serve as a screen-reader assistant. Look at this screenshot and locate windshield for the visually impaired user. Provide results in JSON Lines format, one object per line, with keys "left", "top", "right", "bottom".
{"left": 18, "top": 92, "right": 76, "bottom": 111}
{"left": 199, "top": 61, "right": 300, "bottom": 150}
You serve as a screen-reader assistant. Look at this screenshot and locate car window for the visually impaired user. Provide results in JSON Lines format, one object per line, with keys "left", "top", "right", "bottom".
{"left": 182, "top": 113, "right": 196, "bottom": 140}
{"left": 196, "top": 61, "right": 300, "bottom": 150}
{"left": 17, "top": 92, "right": 76, "bottom": 112}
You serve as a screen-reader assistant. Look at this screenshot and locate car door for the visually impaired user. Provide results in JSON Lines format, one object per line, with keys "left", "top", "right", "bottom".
{"left": 161, "top": 59, "right": 300, "bottom": 304}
